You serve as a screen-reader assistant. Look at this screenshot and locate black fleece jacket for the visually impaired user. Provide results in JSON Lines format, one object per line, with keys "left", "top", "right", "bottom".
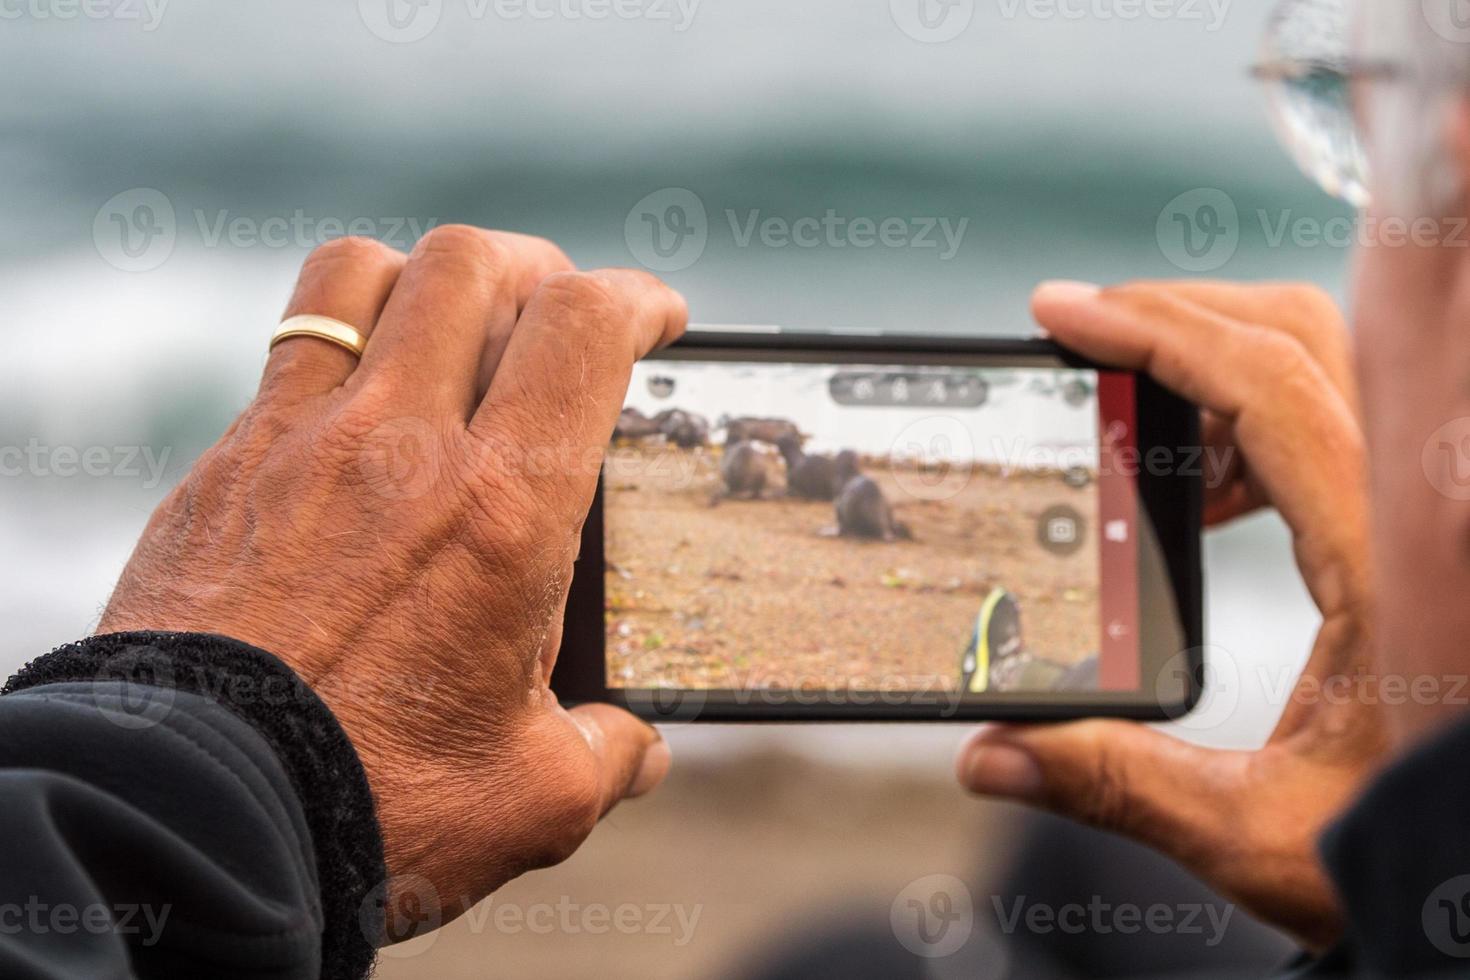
{"left": 0, "top": 632, "right": 384, "bottom": 980}
{"left": 3, "top": 631, "right": 1470, "bottom": 977}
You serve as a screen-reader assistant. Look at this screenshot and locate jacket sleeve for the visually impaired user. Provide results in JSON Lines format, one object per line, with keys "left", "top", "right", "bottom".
{"left": 1279, "top": 715, "right": 1470, "bottom": 978}
{"left": 0, "top": 631, "right": 386, "bottom": 980}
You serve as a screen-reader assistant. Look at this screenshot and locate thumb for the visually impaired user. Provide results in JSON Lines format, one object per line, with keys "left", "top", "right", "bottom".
{"left": 565, "top": 702, "right": 672, "bottom": 815}
{"left": 957, "top": 720, "right": 1234, "bottom": 858}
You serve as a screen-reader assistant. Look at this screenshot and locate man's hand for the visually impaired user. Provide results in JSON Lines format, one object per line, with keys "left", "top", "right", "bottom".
{"left": 97, "top": 227, "right": 687, "bottom": 934}
{"left": 957, "top": 280, "right": 1384, "bottom": 951}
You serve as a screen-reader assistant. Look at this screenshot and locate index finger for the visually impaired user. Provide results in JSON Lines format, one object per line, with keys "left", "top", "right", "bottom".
{"left": 1033, "top": 280, "right": 1366, "bottom": 622}
{"left": 472, "top": 268, "right": 688, "bottom": 522}
{"left": 1137, "top": 280, "right": 1356, "bottom": 409}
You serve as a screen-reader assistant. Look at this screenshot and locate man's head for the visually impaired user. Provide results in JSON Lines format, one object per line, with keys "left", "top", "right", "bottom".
{"left": 1352, "top": 0, "right": 1470, "bottom": 744}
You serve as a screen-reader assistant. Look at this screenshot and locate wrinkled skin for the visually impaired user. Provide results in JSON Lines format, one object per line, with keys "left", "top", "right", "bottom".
{"left": 99, "top": 227, "right": 686, "bottom": 934}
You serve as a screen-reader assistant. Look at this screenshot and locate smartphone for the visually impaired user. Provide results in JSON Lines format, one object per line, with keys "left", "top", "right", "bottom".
{"left": 552, "top": 327, "right": 1203, "bottom": 722}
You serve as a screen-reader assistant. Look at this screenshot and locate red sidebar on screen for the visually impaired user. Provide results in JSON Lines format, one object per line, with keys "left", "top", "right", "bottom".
{"left": 1096, "top": 372, "right": 1140, "bottom": 691}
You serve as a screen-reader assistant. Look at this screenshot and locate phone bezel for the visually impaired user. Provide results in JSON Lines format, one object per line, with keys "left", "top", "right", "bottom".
{"left": 553, "top": 331, "right": 1203, "bottom": 722}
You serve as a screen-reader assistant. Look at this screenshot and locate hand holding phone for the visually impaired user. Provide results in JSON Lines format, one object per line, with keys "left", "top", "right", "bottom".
{"left": 959, "top": 280, "right": 1378, "bottom": 953}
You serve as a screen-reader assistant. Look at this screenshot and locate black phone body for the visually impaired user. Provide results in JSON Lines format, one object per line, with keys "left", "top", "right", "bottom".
{"left": 553, "top": 329, "right": 1203, "bottom": 722}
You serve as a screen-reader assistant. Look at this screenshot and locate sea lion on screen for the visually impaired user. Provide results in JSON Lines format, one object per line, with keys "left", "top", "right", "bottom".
{"left": 654, "top": 408, "right": 709, "bottom": 449}
{"left": 774, "top": 434, "right": 843, "bottom": 500}
{"left": 719, "top": 415, "right": 802, "bottom": 447}
{"left": 832, "top": 457, "right": 910, "bottom": 541}
{"left": 834, "top": 476, "right": 904, "bottom": 540}
{"left": 613, "top": 407, "right": 662, "bottom": 442}
{"left": 719, "top": 440, "right": 768, "bottom": 498}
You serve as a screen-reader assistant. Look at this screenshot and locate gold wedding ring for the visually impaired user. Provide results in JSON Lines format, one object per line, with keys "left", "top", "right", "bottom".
{"left": 270, "top": 314, "right": 368, "bottom": 358}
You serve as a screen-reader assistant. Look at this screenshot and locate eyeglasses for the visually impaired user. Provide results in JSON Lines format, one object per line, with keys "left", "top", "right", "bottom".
{"left": 1252, "top": 0, "right": 1377, "bottom": 207}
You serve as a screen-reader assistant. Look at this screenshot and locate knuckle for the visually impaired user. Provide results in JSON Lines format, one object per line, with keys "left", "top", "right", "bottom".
{"left": 535, "top": 269, "right": 626, "bottom": 316}
{"left": 415, "top": 222, "right": 487, "bottom": 252}
{"left": 601, "top": 265, "right": 666, "bottom": 293}
{"left": 323, "top": 401, "right": 389, "bottom": 446}
{"left": 1279, "top": 283, "right": 1346, "bottom": 343}
{"left": 413, "top": 224, "right": 515, "bottom": 278}
{"left": 1250, "top": 329, "right": 1314, "bottom": 384}
{"left": 1282, "top": 282, "right": 1339, "bottom": 322}
{"left": 305, "top": 234, "right": 398, "bottom": 273}
{"left": 1099, "top": 282, "right": 1181, "bottom": 321}
{"left": 1099, "top": 281, "right": 1161, "bottom": 305}
{"left": 509, "top": 231, "right": 574, "bottom": 270}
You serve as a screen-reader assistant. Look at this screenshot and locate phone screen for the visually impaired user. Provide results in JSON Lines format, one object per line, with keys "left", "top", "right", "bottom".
{"left": 603, "top": 354, "right": 1144, "bottom": 699}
